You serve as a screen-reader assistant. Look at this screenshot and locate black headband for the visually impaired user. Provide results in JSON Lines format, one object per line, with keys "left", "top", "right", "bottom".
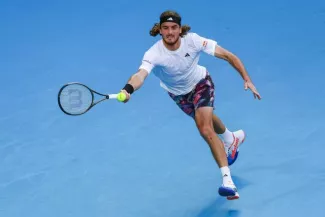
{"left": 160, "top": 15, "right": 181, "bottom": 26}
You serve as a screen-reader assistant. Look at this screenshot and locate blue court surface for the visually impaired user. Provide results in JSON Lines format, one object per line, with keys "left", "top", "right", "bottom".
{"left": 1, "top": 0, "right": 325, "bottom": 216}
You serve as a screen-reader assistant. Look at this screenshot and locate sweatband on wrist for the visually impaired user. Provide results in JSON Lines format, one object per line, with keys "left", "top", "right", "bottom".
{"left": 123, "top": 83, "right": 134, "bottom": 94}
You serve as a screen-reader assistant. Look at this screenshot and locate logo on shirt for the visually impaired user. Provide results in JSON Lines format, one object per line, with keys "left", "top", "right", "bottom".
{"left": 185, "top": 53, "right": 190, "bottom": 57}
{"left": 203, "top": 41, "right": 207, "bottom": 47}
{"left": 143, "top": 59, "right": 152, "bottom": 64}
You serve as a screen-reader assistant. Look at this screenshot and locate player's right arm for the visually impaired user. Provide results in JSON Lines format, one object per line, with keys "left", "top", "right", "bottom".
{"left": 128, "top": 69, "right": 149, "bottom": 90}
{"left": 120, "top": 50, "right": 155, "bottom": 103}
{"left": 126, "top": 69, "right": 149, "bottom": 91}
{"left": 120, "top": 69, "right": 149, "bottom": 103}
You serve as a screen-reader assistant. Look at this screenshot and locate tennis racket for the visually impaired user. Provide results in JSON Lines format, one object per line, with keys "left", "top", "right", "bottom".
{"left": 58, "top": 82, "right": 122, "bottom": 115}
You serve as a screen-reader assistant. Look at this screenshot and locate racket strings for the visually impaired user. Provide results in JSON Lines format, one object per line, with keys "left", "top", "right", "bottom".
{"left": 59, "top": 84, "right": 93, "bottom": 115}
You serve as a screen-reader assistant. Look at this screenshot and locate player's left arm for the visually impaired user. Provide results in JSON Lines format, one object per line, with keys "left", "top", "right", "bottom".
{"left": 214, "top": 45, "right": 250, "bottom": 82}
{"left": 214, "top": 45, "right": 262, "bottom": 100}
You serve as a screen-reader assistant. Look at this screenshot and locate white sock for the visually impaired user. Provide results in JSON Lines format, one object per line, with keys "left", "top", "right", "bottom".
{"left": 220, "top": 166, "right": 234, "bottom": 186}
{"left": 220, "top": 128, "right": 234, "bottom": 145}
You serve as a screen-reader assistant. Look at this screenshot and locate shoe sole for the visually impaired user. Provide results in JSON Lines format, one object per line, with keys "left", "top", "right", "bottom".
{"left": 228, "top": 130, "right": 246, "bottom": 166}
{"left": 218, "top": 186, "right": 236, "bottom": 197}
{"left": 227, "top": 193, "right": 240, "bottom": 200}
{"left": 236, "top": 130, "right": 246, "bottom": 150}
{"left": 241, "top": 130, "right": 246, "bottom": 144}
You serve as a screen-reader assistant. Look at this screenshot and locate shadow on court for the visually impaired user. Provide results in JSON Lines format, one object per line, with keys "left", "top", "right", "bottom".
{"left": 194, "top": 175, "right": 251, "bottom": 217}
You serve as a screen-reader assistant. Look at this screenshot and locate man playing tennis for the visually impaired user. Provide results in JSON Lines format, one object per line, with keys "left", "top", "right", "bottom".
{"left": 119, "top": 10, "right": 261, "bottom": 200}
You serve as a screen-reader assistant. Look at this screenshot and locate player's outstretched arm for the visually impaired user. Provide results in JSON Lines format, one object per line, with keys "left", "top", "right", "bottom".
{"left": 120, "top": 69, "right": 149, "bottom": 103}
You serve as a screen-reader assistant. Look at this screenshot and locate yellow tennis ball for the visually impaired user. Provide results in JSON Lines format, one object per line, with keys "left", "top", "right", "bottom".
{"left": 117, "top": 92, "right": 126, "bottom": 102}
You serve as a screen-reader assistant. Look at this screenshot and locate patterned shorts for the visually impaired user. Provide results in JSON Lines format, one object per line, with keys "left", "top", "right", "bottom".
{"left": 168, "top": 73, "right": 215, "bottom": 118}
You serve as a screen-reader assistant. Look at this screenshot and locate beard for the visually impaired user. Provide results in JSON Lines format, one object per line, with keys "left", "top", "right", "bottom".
{"left": 162, "top": 34, "right": 180, "bottom": 46}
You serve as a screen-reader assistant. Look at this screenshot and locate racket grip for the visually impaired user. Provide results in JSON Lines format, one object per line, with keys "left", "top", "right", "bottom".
{"left": 108, "top": 94, "right": 118, "bottom": 99}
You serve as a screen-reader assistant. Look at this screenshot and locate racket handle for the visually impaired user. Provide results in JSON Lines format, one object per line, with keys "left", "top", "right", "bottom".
{"left": 108, "top": 92, "right": 127, "bottom": 102}
{"left": 108, "top": 94, "right": 118, "bottom": 99}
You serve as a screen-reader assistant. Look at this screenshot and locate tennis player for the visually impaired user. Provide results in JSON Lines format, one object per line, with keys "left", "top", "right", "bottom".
{"left": 119, "top": 10, "right": 261, "bottom": 200}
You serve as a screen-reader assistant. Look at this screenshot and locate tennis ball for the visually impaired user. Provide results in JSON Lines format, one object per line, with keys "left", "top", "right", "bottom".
{"left": 117, "top": 92, "right": 127, "bottom": 102}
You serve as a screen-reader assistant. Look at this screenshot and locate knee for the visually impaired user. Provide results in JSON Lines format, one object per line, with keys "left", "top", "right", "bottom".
{"left": 197, "top": 124, "right": 215, "bottom": 138}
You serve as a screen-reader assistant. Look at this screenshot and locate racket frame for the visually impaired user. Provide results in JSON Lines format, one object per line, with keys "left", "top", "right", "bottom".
{"left": 58, "top": 82, "right": 118, "bottom": 116}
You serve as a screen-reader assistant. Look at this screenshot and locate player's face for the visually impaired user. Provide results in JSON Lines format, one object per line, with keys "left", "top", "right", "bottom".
{"left": 160, "top": 22, "right": 182, "bottom": 46}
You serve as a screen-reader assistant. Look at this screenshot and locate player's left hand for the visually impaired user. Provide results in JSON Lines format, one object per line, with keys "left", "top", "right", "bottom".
{"left": 244, "top": 81, "right": 262, "bottom": 100}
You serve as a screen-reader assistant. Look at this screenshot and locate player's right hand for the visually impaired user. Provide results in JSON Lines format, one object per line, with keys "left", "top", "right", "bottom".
{"left": 120, "top": 89, "right": 131, "bottom": 103}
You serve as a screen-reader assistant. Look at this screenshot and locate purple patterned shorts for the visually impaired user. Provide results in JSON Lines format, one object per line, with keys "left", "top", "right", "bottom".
{"left": 168, "top": 73, "right": 215, "bottom": 118}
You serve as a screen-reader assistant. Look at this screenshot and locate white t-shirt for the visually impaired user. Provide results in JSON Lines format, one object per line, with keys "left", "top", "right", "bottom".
{"left": 139, "top": 32, "right": 217, "bottom": 95}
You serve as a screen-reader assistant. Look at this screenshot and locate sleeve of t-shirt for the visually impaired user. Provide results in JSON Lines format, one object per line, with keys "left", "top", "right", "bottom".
{"left": 190, "top": 33, "right": 217, "bottom": 56}
{"left": 139, "top": 50, "right": 156, "bottom": 74}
